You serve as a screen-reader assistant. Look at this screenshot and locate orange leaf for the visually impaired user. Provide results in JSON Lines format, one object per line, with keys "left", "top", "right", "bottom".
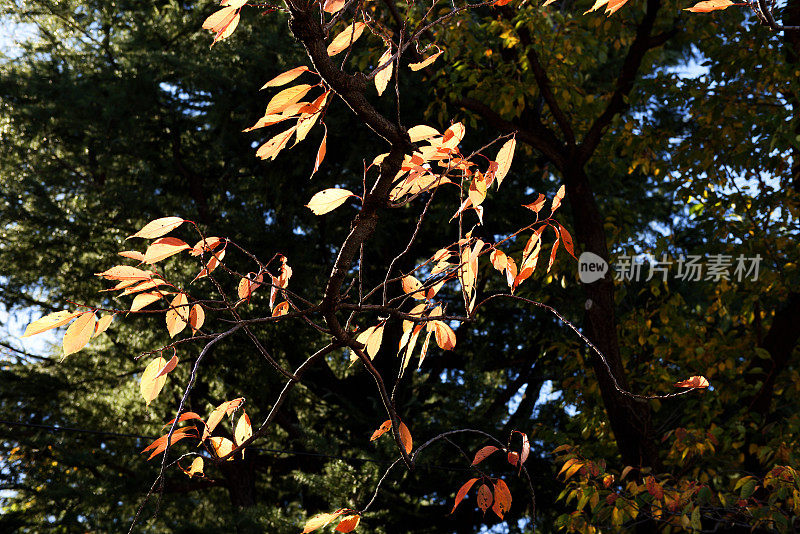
{"left": 62, "top": 312, "right": 97, "bottom": 357}
{"left": 522, "top": 193, "right": 546, "bottom": 213}
{"left": 401, "top": 275, "right": 425, "bottom": 299}
{"left": 476, "top": 483, "right": 493, "bottom": 513}
{"left": 190, "top": 237, "right": 223, "bottom": 257}
{"left": 96, "top": 265, "right": 155, "bottom": 281}
{"left": 209, "top": 436, "right": 235, "bottom": 459}
{"left": 492, "top": 479, "right": 512, "bottom": 519}
{"left": 118, "top": 250, "right": 145, "bottom": 262}
{"left": 433, "top": 321, "right": 456, "bottom": 350}
{"left": 674, "top": 375, "right": 710, "bottom": 388}
{"left": 471, "top": 445, "right": 499, "bottom": 465}
{"left": 189, "top": 304, "right": 205, "bottom": 334}
{"left": 256, "top": 126, "right": 298, "bottom": 161}
{"left": 260, "top": 66, "right": 311, "bottom": 89}
{"left": 272, "top": 301, "right": 290, "bottom": 317}
{"left": 323, "top": 0, "right": 346, "bottom": 13}
{"left": 144, "top": 237, "right": 190, "bottom": 264}
{"left": 186, "top": 456, "right": 204, "bottom": 477}
{"left": 335, "top": 515, "right": 360, "bottom": 533}
{"left": 127, "top": 217, "right": 184, "bottom": 240}
{"left": 451, "top": 478, "right": 478, "bottom": 513}
{"left": 130, "top": 291, "right": 164, "bottom": 312}
{"left": 684, "top": 0, "right": 733, "bottom": 11}
{"left": 23, "top": 310, "right": 80, "bottom": 338}
{"left": 370, "top": 420, "right": 392, "bottom": 441}
{"left": 409, "top": 50, "right": 443, "bottom": 71}
{"left": 265, "top": 85, "right": 314, "bottom": 115}
{"left": 312, "top": 126, "right": 327, "bottom": 177}
{"left": 141, "top": 427, "right": 196, "bottom": 460}
{"left": 327, "top": 22, "right": 366, "bottom": 56}
{"left": 399, "top": 421, "right": 412, "bottom": 454}
{"left": 551, "top": 184, "right": 566, "bottom": 213}
{"left": 558, "top": 224, "right": 577, "bottom": 259}
{"left": 155, "top": 354, "right": 179, "bottom": 378}
{"left": 163, "top": 412, "right": 204, "bottom": 429}
{"left": 507, "top": 451, "right": 519, "bottom": 466}
{"left": 140, "top": 357, "right": 168, "bottom": 406}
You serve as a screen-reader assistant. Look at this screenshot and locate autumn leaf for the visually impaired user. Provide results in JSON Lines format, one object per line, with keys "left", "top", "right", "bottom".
{"left": 63, "top": 311, "right": 97, "bottom": 357}
{"left": 203, "top": 5, "right": 241, "bottom": 46}
{"left": 234, "top": 412, "right": 252, "bottom": 447}
{"left": 374, "top": 48, "right": 393, "bottom": 96}
{"left": 493, "top": 138, "right": 516, "bottom": 188}
{"left": 165, "top": 293, "right": 190, "bottom": 338}
{"left": 409, "top": 50, "right": 443, "bottom": 71}
{"left": 327, "top": 22, "right": 366, "bottom": 56}
{"left": 401, "top": 275, "right": 425, "bottom": 300}
{"left": 127, "top": 216, "right": 184, "bottom": 240}
{"left": 130, "top": 291, "right": 164, "bottom": 312}
{"left": 265, "top": 85, "right": 314, "bottom": 115}
{"left": 492, "top": 479, "right": 512, "bottom": 519}
{"left": 118, "top": 250, "right": 146, "bottom": 262}
{"left": 189, "top": 304, "right": 205, "bottom": 334}
{"left": 140, "top": 357, "right": 168, "bottom": 406}
{"left": 399, "top": 421, "right": 413, "bottom": 454}
{"left": 203, "top": 397, "right": 245, "bottom": 440}
{"left": 551, "top": 184, "right": 566, "bottom": 213}
{"left": 306, "top": 189, "right": 355, "bottom": 215}
{"left": 141, "top": 427, "right": 196, "bottom": 460}
{"left": 261, "top": 66, "right": 311, "bottom": 89}
{"left": 273, "top": 301, "right": 290, "bottom": 317}
{"left": 558, "top": 224, "right": 577, "bottom": 259}
{"left": 209, "top": 436, "right": 235, "bottom": 459}
{"left": 350, "top": 324, "right": 385, "bottom": 362}
{"left": 476, "top": 483, "right": 493, "bottom": 513}
{"left": 302, "top": 509, "right": 347, "bottom": 533}
{"left": 471, "top": 445, "right": 499, "bottom": 465}
{"left": 432, "top": 321, "right": 456, "bottom": 350}
{"left": 684, "top": 0, "right": 734, "bottom": 11}
{"left": 93, "top": 314, "right": 114, "bottom": 338}
{"left": 23, "top": 310, "right": 80, "bottom": 338}
{"left": 155, "top": 353, "right": 179, "bottom": 379}
{"left": 312, "top": 126, "right": 327, "bottom": 178}
{"left": 370, "top": 420, "right": 392, "bottom": 441}
{"left": 451, "top": 478, "right": 478, "bottom": 513}
{"left": 143, "top": 237, "right": 190, "bottom": 264}
{"left": 335, "top": 515, "right": 360, "bottom": 533}
{"left": 674, "top": 375, "right": 710, "bottom": 388}
{"left": 185, "top": 456, "right": 204, "bottom": 477}
{"left": 323, "top": 0, "right": 346, "bottom": 13}
{"left": 96, "top": 265, "right": 155, "bottom": 281}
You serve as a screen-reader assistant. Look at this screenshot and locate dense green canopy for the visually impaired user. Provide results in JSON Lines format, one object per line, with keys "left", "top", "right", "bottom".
{"left": 1, "top": 0, "right": 799, "bottom": 532}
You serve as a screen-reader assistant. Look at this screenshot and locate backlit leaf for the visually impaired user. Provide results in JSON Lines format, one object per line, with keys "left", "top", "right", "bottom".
{"left": 142, "top": 427, "right": 196, "bottom": 460}
{"left": 96, "top": 265, "right": 155, "bottom": 281}
{"left": 166, "top": 293, "right": 190, "bottom": 338}
{"left": 127, "top": 217, "right": 184, "bottom": 240}
{"left": 471, "top": 445, "right": 499, "bottom": 465}
{"left": 312, "top": 126, "right": 327, "bottom": 177}
{"left": 155, "top": 354, "right": 179, "bottom": 378}
{"left": 23, "top": 310, "right": 80, "bottom": 338}
{"left": 684, "top": 0, "right": 733, "bottom": 11}
{"left": 187, "top": 457, "right": 204, "bottom": 477}
{"left": 476, "top": 483, "right": 493, "bottom": 513}
{"left": 265, "top": 85, "right": 314, "bottom": 115}
{"left": 409, "top": 50, "right": 443, "bottom": 71}
{"left": 335, "top": 515, "right": 360, "bottom": 532}
{"left": 327, "top": 22, "right": 366, "bottom": 56}
{"left": 306, "top": 189, "right": 355, "bottom": 215}
{"left": 551, "top": 184, "right": 566, "bottom": 213}
{"left": 370, "top": 420, "right": 392, "bottom": 441}
{"left": 209, "top": 436, "right": 235, "bottom": 460}
{"left": 144, "top": 237, "right": 190, "bottom": 264}
{"left": 451, "top": 478, "right": 479, "bottom": 513}
{"left": 131, "top": 292, "right": 164, "bottom": 312}
{"left": 302, "top": 510, "right": 347, "bottom": 533}
{"left": 63, "top": 312, "right": 96, "bottom": 357}
{"left": 407, "top": 125, "right": 440, "bottom": 142}
{"left": 234, "top": 412, "right": 252, "bottom": 447}
{"left": 261, "top": 66, "right": 311, "bottom": 89}
{"left": 189, "top": 304, "right": 205, "bottom": 334}
{"left": 140, "top": 357, "right": 168, "bottom": 406}
{"left": 494, "top": 138, "right": 516, "bottom": 188}
{"left": 323, "top": 0, "right": 346, "bottom": 13}
{"left": 375, "top": 48, "right": 393, "bottom": 96}
{"left": 492, "top": 479, "right": 512, "bottom": 519}
{"left": 93, "top": 314, "right": 114, "bottom": 337}
{"left": 399, "top": 421, "right": 412, "bottom": 454}
{"left": 674, "top": 375, "right": 710, "bottom": 388}
{"left": 203, "top": 397, "right": 245, "bottom": 440}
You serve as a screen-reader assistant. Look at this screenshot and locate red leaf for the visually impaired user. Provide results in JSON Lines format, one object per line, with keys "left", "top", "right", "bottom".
{"left": 451, "top": 478, "right": 478, "bottom": 513}
{"left": 476, "top": 483, "right": 493, "bottom": 513}
{"left": 492, "top": 479, "right": 512, "bottom": 519}
{"left": 471, "top": 445, "right": 499, "bottom": 466}
{"left": 370, "top": 420, "right": 392, "bottom": 441}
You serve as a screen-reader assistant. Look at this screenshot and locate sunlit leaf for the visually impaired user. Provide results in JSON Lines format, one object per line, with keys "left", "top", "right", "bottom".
{"left": 166, "top": 293, "right": 190, "bottom": 338}
{"left": 471, "top": 445, "right": 500, "bottom": 466}
{"left": 140, "top": 357, "right": 168, "bottom": 406}
{"left": 306, "top": 189, "right": 355, "bottom": 215}
{"left": 209, "top": 436, "right": 235, "bottom": 460}
{"left": 265, "top": 85, "right": 314, "bottom": 115}
{"left": 144, "top": 237, "right": 190, "bottom": 264}
{"left": 23, "top": 310, "right": 80, "bottom": 338}
{"left": 189, "top": 304, "right": 205, "bottom": 334}
{"left": 492, "top": 479, "right": 512, "bottom": 519}
{"left": 674, "top": 375, "right": 710, "bottom": 388}
{"left": 375, "top": 48, "right": 394, "bottom": 96}
{"left": 451, "top": 478, "right": 478, "bottom": 513}
{"left": 327, "top": 22, "right": 366, "bottom": 56}
{"left": 476, "top": 483, "right": 493, "bottom": 513}
{"left": 399, "top": 421, "right": 412, "bottom": 454}
{"left": 494, "top": 138, "right": 516, "bottom": 188}
{"left": 62, "top": 312, "right": 97, "bottom": 357}
{"left": 302, "top": 509, "right": 347, "bottom": 533}
{"left": 323, "top": 0, "right": 346, "bottom": 13}
{"left": 409, "top": 50, "right": 443, "bottom": 71}
{"left": 261, "top": 66, "right": 311, "bottom": 89}
{"left": 93, "top": 314, "right": 114, "bottom": 338}
{"left": 155, "top": 354, "right": 179, "bottom": 378}
{"left": 335, "top": 515, "right": 360, "bottom": 532}
{"left": 127, "top": 217, "right": 184, "bottom": 240}
{"left": 551, "top": 184, "right": 566, "bottom": 213}
{"left": 684, "top": 0, "right": 733, "bottom": 11}
{"left": 234, "top": 412, "right": 253, "bottom": 447}
{"left": 370, "top": 420, "right": 392, "bottom": 441}
{"left": 203, "top": 397, "right": 245, "bottom": 440}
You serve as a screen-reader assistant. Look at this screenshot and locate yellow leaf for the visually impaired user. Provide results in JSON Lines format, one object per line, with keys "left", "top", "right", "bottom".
{"left": 166, "top": 293, "right": 189, "bottom": 338}
{"left": 234, "top": 412, "right": 253, "bottom": 447}
{"left": 143, "top": 237, "right": 190, "bottom": 264}
{"left": 131, "top": 292, "right": 164, "bottom": 312}
{"left": 62, "top": 312, "right": 96, "bottom": 357}
{"left": 140, "top": 357, "right": 168, "bottom": 406}
{"left": 323, "top": 0, "right": 346, "bottom": 13}
{"left": 209, "top": 436, "right": 235, "bottom": 460}
{"left": 327, "top": 22, "right": 366, "bottom": 56}
{"left": 684, "top": 0, "right": 733, "bottom": 11}
{"left": 407, "top": 125, "right": 440, "bottom": 142}
{"left": 494, "top": 139, "right": 516, "bottom": 188}
{"left": 187, "top": 456, "right": 204, "bottom": 477}
{"left": 306, "top": 189, "right": 355, "bottom": 215}
{"left": 23, "top": 310, "right": 80, "bottom": 338}
{"left": 674, "top": 375, "right": 710, "bottom": 388}
{"left": 203, "top": 398, "right": 245, "bottom": 440}
{"left": 409, "top": 50, "right": 443, "bottom": 71}
{"left": 302, "top": 510, "right": 347, "bottom": 533}
{"left": 93, "top": 314, "right": 114, "bottom": 338}
{"left": 127, "top": 217, "right": 184, "bottom": 240}
{"left": 265, "top": 85, "right": 314, "bottom": 115}
{"left": 375, "top": 48, "right": 394, "bottom": 96}
{"left": 260, "top": 66, "right": 311, "bottom": 89}
{"left": 256, "top": 126, "right": 298, "bottom": 161}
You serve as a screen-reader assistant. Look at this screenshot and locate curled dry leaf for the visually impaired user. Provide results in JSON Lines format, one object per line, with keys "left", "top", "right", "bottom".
{"left": 674, "top": 375, "right": 710, "bottom": 388}
{"left": 370, "top": 419, "right": 392, "bottom": 441}
{"left": 327, "top": 22, "right": 366, "bottom": 56}
{"left": 471, "top": 445, "right": 500, "bottom": 466}
{"left": 306, "top": 189, "right": 355, "bottom": 215}
{"left": 127, "top": 216, "right": 184, "bottom": 240}
{"left": 451, "top": 478, "right": 478, "bottom": 513}
{"left": 142, "top": 427, "right": 196, "bottom": 460}
{"left": 24, "top": 310, "right": 80, "bottom": 338}
{"left": 140, "top": 357, "right": 168, "bottom": 406}
{"left": 63, "top": 312, "right": 97, "bottom": 357}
